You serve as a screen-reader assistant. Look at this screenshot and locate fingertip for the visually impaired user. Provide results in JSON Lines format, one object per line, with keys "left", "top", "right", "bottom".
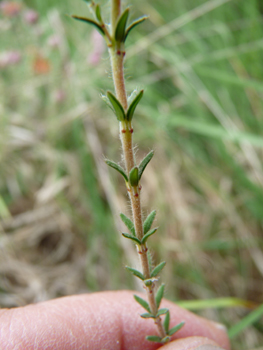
{"left": 158, "top": 336, "right": 226, "bottom": 350}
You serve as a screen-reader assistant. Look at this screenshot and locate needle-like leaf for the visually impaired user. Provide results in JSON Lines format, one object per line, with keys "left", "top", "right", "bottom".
{"left": 141, "top": 227, "right": 158, "bottom": 245}
{"left": 168, "top": 321, "right": 185, "bottom": 336}
{"left": 120, "top": 213, "right": 135, "bottom": 236}
{"left": 151, "top": 261, "right": 166, "bottom": 278}
{"left": 115, "top": 8, "right": 130, "bottom": 43}
{"left": 107, "top": 91, "right": 126, "bottom": 121}
{"left": 134, "top": 295, "right": 151, "bottom": 313}
{"left": 125, "top": 16, "right": 148, "bottom": 41}
{"left": 105, "top": 159, "right": 128, "bottom": 182}
{"left": 125, "top": 266, "right": 144, "bottom": 280}
{"left": 146, "top": 335, "right": 163, "bottom": 343}
{"left": 143, "top": 210, "right": 156, "bottom": 234}
{"left": 71, "top": 15, "right": 104, "bottom": 35}
{"left": 138, "top": 150, "right": 154, "bottom": 180}
{"left": 155, "top": 283, "right": 165, "bottom": 309}
{"left": 122, "top": 233, "right": 141, "bottom": 245}
{"left": 126, "top": 90, "right": 144, "bottom": 122}
{"left": 164, "top": 310, "right": 170, "bottom": 334}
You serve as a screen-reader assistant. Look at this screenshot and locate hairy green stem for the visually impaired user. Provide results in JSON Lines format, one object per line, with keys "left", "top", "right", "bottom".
{"left": 110, "top": 0, "right": 166, "bottom": 339}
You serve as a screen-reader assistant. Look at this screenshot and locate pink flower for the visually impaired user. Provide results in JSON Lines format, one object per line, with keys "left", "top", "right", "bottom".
{"left": 0, "top": 51, "right": 21, "bottom": 68}
{"left": 24, "top": 9, "right": 38, "bottom": 24}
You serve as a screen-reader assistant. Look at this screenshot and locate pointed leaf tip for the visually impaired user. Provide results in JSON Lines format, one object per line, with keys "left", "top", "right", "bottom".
{"left": 155, "top": 283, "right": 165, "bottom": 309}
{"left": 71, "top": 15, "right": 104, "bottom": 35}
{"left": 122, "top": 233, "right": 141, "bottom": 245}
{"left": 134, "top": 295, "right": 151, "bottom": 313}
{"left": 107, "top": 91, "right": 125, "bottom": 121}
{"left": 105, "top": 159, "right": 128, "bottom": 182}
{"left": 120, "top": 213, "right": 135, "bottom": 236}
{"left": 138, "top": 150, "right": 154, "bottom": 180}
{"left": 125, "top": 16, "right": 148, "bottom": 41}
{"left": 143, "top": 210, "right": 156, "bottom": 234}
{"left": 141, "top": 227, "right": 158, "bottom": 244}
{"left": 125, "top": 266, "right": 144, "bottom": 280}
{"left": 168, "top": 321, "right": 185, "bottom": 336}
{"left": 126, "top": 90, "right": 144, "bottom": 122}
{"left": 151, "top": 261, "right": 166, "bottom": 278}
{"left": 115, "top": 8, "right": 130, "bottom": 43}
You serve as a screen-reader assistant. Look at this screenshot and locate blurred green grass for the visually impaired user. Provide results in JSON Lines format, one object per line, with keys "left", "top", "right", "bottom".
{"left": 1, "top": 0, "right": 263, "bottom": 348}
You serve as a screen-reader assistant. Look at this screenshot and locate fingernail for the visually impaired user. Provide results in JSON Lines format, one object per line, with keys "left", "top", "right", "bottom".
{"left": 196, "top": 346, "right": 226, "bottom": 350}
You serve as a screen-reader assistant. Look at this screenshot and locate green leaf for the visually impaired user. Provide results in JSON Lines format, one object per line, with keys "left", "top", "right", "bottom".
{"left": 143, "top": 210, "right": 156, "bottom": 234}
{"left": 120, "top": 213, "right": 135, "bottom": 236}
{"left": 164, "top": 310, "right": 170, "bottom": 334}
{"left": 144, "top": 278, "right": 154, "bottom": 287}
{"left": 156, "top": 308, "right": 169, "bottom": 316}
{"left": 106, "top": 91, "right": 125, "bottom": 121}
{"left": 126, "top": 90, "right": 144, "bottom": 122}
{"left": 134, "top": 295, "right": 151, "bottom": 313}
{"left": 129, "top": 166, "right": 139, "bottom": 187}
{"left": 122, "top": 233, "right": 141, "bottom": 245}
{"left": 125, "top": 266, "right": 144, "bottom": 280}
{"left": 141, "top": 313, "right": 155, "bottom": 318}
{"left": 115, "top": 8, "right": 130, "bottom": 43}
{"left": 146, "top": 335, "right": 162, "bottom": 343}
{"left": 141, "top": 227, "right": 158, "bottom": 245}
{"left": 125, "top": 16, "right": 148, "bottom": 41}
{"left": 95, "top": 4, "right": 102, "bottom": 23}
{"left": 155, "top": 283, "right": 165, "bottom": 309}
{"left": 105, "top": 159, "right": 128, "bottom": 182}
{"left": 161, "top": 336, "right": 171, "bottom": 343}
{"left": 151, "top": 261, "right": 166, "bottom": 278}
{"left": 71, "top": 15, "right": 104, "bottom": 35}
{"left": 168, "top": 321, "right": 185, "bottom": 336}
{"left": 138, "top": 150, "right": 154, "bottom": 180}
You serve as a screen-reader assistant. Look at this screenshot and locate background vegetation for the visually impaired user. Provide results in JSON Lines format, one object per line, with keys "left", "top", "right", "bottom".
{"left": 0, "top": 0, "right": 263, "bottom": 348}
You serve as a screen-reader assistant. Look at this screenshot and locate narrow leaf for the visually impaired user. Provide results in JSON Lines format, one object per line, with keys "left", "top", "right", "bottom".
{"left": 143, "top": 210, "right": 156, "bottom": 234}
{"left": 95, "top": 4, "right": 102, "bottom": 23}
{"left": 125, "top": 266, "right": 144, "bottom": 280}
{"left": 138, "top": 150, "right": 154, "bottom": 180}
{"left": 146, "top": 335, "right": 162, "bottom": 343}
{"left": 151, "top": 261, "right": 166, "bottom": 278}
{"left": 120, "top": 213, "right": 135, "bottom": 236}
{"left": 126, "top": 90, "right": 144, "bottom": 122}
{"left": 105, "top": 159, "right": 128, "bottom": 182}
{"left": 122, "top": 233, "right": 141, "bottom": 245}
{"left": 164, "top": 310, "right": 170, "bottom": 334}
{"left": 71, "top": 15, "right": 104, "bottom": 35}
{"left": 115, "top": 8, "right": 129, "bottom": 43}
{"left": 125, "top": 16, "right": 148, "bottom": 41}
{"left": 156, "top": 308, "right": 169, "bottom": 316}
{"left": 107, "top": 91, "right": 125, "bottom": 121}
{"left": 129, "top": 166, "right": 139, "bottom": 187}
{"left": 141, "top": 227, "right": 158, "bottom": 244}
{"left": 155, "top": 283, "right": 165, "bottom": 309}
{"left": 141, "top": 313, "right": 155, "bottom": 318}
{"left": 168, "top": 321, "right": 185, "bottom": 336}
{"left": 134, "top": 295, "right": 151, "bottom": 313}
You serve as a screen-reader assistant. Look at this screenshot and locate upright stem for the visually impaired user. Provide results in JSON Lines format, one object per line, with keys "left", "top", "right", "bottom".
{"left": 109, "top": 0, "right": 166, "bottom": 339}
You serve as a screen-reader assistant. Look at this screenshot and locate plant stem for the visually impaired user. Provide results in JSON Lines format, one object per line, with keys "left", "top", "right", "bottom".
{"left": 109, "top": 0, "right": 166, "bottom": 339}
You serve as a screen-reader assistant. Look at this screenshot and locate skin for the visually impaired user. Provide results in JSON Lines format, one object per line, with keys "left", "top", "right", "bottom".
{"left": 0, "top": 290, "right": 230, "bottom": 350}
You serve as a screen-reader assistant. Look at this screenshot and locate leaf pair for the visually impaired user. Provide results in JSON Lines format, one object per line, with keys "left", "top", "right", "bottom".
{"left": 115, "top": 8, "right": 148, "bottom": 43}
{"left": 106, "top": 90, "right": 143, "bottom": 122}
{"left": 105, "top": 150, "right": 154, "bottom": 187}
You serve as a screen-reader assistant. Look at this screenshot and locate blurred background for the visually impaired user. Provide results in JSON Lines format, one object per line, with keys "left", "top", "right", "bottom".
{"left": 0, "top": 0, "right": 263, "bottom": 348}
